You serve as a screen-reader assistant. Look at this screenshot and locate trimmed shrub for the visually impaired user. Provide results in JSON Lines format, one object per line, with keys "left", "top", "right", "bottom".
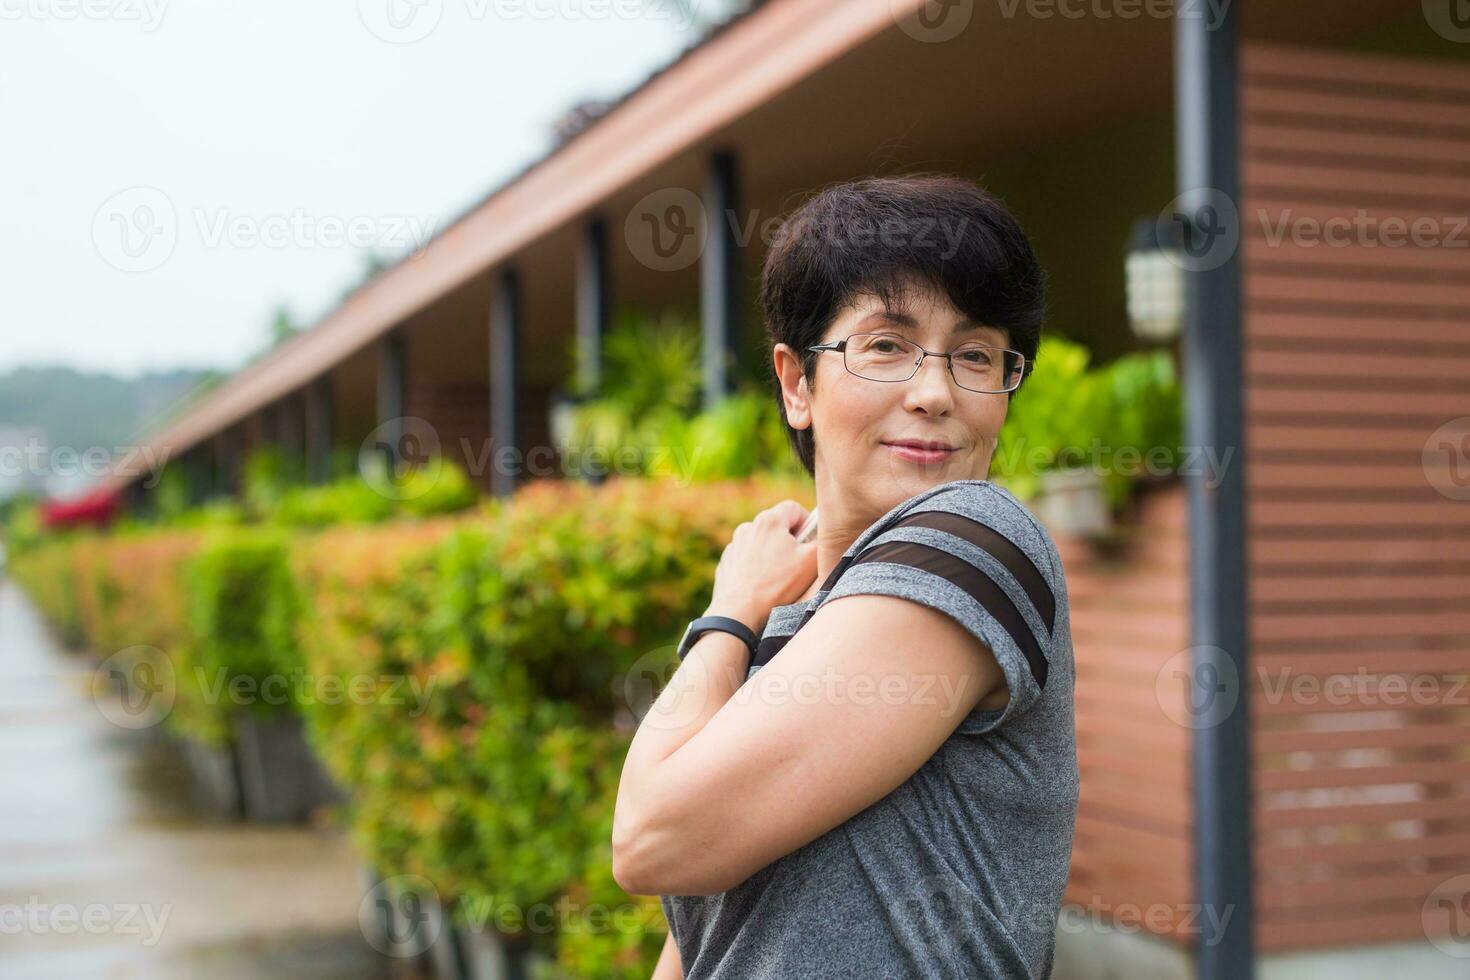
{"left": 14, "top": 474, "right": 814, "bottom": 976}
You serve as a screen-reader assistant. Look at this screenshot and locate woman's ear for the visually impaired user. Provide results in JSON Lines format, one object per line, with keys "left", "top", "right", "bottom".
{"left": 772, "top": 343, "right": 813, "bottom": 431}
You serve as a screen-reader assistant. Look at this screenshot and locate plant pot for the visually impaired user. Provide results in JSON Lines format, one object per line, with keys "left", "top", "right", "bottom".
{"left": 229, "top": 710, "right": 342, "bottom": 823}
{"left": 359, "top": 865, "right": 392, "bottom": 959}
{"left": 459, "top": 927, "right": 531, "bottom": 980}
{"left": 179, "top": 735, "right": 243, "bottom": 819}
{"left": 1034, "top": 467, "right": 1113, "bottom": 539}
{"left": 382, "top": 879, "right": 438, "bottom": 977}
{"left": 425, "top": 901, "right": 468, "bottom": 980}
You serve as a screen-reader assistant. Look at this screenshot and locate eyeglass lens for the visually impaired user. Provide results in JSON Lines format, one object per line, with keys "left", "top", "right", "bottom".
{"left": 843, "top": 333, "right": 1023, "bottom": 392}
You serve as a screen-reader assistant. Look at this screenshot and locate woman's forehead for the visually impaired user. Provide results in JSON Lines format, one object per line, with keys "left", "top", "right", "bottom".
{"left": 830, "top": 296, "right": 1010, "bottom": 346}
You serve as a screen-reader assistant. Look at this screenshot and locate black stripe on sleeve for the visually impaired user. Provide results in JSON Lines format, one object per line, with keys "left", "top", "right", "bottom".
{"left": 751, "top": 633, "right": 790, "bottom": 669}
{"left": 885, "top": 509, "right": 1056, "bottom": 633}
{"left": 848, "top": 539, "right": 1049, "bottom": 693}
{"left": 748, "top": 502, "right": 1056, "bottom": 677}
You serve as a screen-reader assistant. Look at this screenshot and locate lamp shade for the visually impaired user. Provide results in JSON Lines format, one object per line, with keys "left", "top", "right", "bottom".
{"left": 548, "top": 388, "right": 579, "bottom": 449}
{"left": 1126, "top": 216, "right": 1186, "bottom": 342}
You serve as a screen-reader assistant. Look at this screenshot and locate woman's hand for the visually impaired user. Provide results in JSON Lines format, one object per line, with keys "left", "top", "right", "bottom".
{"left": 705, "top": 500, "right": 818, "bottom": 635}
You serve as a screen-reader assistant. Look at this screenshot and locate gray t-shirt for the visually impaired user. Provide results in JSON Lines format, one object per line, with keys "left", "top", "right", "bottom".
{"left": 660, "top": 479, "right": 1078, "bottom": 979}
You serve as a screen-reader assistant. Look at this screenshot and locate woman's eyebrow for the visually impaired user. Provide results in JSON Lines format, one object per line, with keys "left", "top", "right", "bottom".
{"left": 857, "top": 310, "right": 989, "bottom": 335}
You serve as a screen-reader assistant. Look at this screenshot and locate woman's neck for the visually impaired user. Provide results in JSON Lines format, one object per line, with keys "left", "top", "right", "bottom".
{"left": 806, "top": 494, "right": 878, "bottom": 599}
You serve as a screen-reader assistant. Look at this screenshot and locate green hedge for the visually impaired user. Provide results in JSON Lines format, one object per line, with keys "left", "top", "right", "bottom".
{"left": 291, "top": 477, "right": 810, "bottom": 975}
{"left": 993, "top": 336, "right": 1182, "bottom": 507}
{"left": 13, "top": 474, "right": 810, "bottom": 977}
{"left": 185, "top": 531, "right": 301, "bottom": 724}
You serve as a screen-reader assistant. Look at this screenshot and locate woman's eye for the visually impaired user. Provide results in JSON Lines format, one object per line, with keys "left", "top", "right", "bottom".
{"left": 873, "top": 340, "right": 900, "bottom": 353}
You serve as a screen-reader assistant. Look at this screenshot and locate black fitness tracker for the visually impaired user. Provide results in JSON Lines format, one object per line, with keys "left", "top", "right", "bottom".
{"left": 676, "top": 615, "right": 758, "bottom": 667}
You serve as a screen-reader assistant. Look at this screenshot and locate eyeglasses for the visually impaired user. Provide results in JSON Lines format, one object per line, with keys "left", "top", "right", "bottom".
{"left": 808, "top": 332, "right": 1029, "bottom": 394}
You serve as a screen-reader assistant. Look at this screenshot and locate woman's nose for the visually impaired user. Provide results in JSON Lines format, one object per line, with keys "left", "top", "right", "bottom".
{"left": 905, "top": 354, "right": 957, "bottom": 409}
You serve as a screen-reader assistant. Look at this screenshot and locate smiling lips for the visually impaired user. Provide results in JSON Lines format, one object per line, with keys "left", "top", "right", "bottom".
{"left": 884, "top": 440, "right": 958, "bottom": 464}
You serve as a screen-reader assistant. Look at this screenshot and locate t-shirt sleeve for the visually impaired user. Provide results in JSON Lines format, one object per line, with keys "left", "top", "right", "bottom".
{"left": 821, "top": 483, "right": 1060, "bottom": 734}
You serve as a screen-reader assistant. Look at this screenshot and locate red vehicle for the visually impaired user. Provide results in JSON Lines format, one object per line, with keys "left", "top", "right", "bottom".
{"left": 39, "top": 486, "right": 120, "bottom": 530}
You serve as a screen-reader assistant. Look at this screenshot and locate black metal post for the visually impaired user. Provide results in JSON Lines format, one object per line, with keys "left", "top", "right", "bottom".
{"left": 575, "top": 217, "right": 611, "bottom": 486}
{"left": 215, "top": 429, "right": 242, "bottom": 499}
{"left": 1176, "top": 6, "right": 1254, "bottom": 980}
{"left": 305, "top": 376, "right": 334, "bottom": 484}
{"left": 701, "top": 149, "right": 741, "bottom": 409}
{"left": 490, "top": 266, "right": 521, "bottom": 499}
{"left": 261, "top": 403, "right": 279, "bottom": 446}
{"left": 280, "top": 391, "right": 306, "bottom": 477}
{"left": 577, "top": 216, "right": 610, "bottom": 396}
{"left": 376, "top": 331, "right": 407, "bottom": 478}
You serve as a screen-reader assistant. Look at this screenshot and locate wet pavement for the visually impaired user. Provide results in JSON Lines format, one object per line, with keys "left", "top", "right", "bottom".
{"left": 0, "top": 577, "right": 390, "bottom": 980}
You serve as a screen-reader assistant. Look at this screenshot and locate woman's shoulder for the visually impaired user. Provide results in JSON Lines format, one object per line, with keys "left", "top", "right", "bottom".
{"left": 875, "top": 480, "right": 1061, "bottom": 587}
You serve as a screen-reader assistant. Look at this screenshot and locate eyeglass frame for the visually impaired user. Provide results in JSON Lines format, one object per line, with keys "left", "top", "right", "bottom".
{"left": 806, "top": 332, "right": 1032, "bottom": 394}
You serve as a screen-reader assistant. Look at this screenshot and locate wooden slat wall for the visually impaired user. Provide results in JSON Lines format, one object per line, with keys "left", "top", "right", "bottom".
{"left": 1240, "top": 42, "right": 1470, "bottom": 954}
{"left": 406, "top": 381, "right": 560, "bottom": 490}
{"left": 1060, "top": 486, "right": 1196, "bottom": 945}
{"left": 407, "top": 381, "right": 494, "bottom": 483}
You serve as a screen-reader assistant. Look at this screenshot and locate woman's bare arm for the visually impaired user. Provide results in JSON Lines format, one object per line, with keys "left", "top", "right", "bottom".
{"left": 651, "top": 931, "right": 682, "bottom": 980}
{"left": 611, "top": 592, "right": 1001, "bottom": 896}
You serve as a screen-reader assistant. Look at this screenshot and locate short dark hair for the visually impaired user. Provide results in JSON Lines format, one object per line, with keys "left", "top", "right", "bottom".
{"left": 760, "top": 173, "right": 1047, "bottom": 478}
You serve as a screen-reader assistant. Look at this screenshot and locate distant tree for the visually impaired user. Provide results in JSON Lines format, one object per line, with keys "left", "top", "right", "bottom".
{"left": 269, "top": 305, "right": 301, "bottom": 349}
{"left": 649, "top": 0, "right": 752, "bottom": 31}
{"left": 339, "top": 251, "right": 394, "bottom": 304}
{"left": 0, "top": 365, "right": 218, "bottom": 459}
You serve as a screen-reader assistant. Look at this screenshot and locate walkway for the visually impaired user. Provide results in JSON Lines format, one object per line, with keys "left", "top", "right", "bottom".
{"left": 0, "top": 577, "right": 388, "bottom": 979}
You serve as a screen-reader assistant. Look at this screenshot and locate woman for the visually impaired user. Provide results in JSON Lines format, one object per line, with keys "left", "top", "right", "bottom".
{"left": 612, "top": 174, "right": 1078, "bottom": 979}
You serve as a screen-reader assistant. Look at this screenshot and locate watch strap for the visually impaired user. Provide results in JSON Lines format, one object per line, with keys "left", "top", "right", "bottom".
{"left": 678, "top": 615, "right": 758, "bottom": 665}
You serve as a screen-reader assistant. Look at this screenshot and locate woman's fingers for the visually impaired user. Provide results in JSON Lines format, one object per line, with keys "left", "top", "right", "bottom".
{"left": 758, "top": 499, "right": 809, "bottom": 533}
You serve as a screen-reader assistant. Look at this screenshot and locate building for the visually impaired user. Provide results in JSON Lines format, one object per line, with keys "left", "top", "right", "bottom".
{"left": 101, "top": 2, "right": 1470, "bottom": 977}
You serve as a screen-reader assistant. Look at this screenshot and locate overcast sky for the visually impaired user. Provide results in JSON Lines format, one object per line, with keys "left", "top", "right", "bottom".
{"left": 2, "top": 0, "right": 735, "bottom": 378}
